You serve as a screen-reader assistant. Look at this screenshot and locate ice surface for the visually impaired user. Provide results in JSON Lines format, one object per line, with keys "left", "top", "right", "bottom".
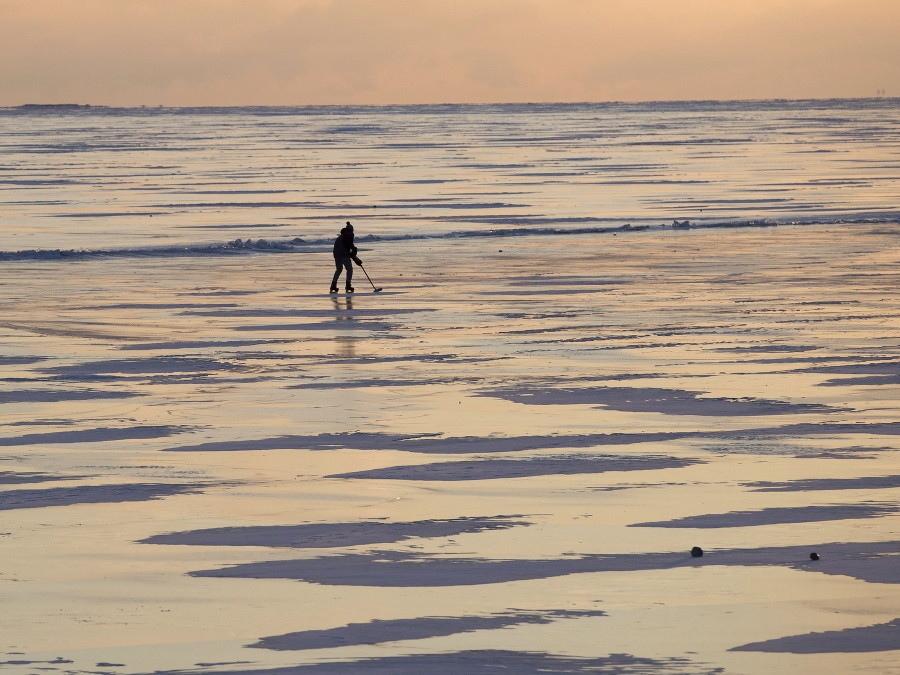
{"left": 249, "top": 609, "right": 607, "bottom": 651}
{"left": 188, "top": 541, "right": 900, "bottom": 587}
{"left": 1, "top": 100, "right": 898, "bottom": 675}
{"left": 732, "top": 618, "right": 900, "bottom": 653}
{"left": 132, "top": 650, "right": 724, "bottom": 675}
{"left": 141, "top": 516, "right": 531, "bottom": 548}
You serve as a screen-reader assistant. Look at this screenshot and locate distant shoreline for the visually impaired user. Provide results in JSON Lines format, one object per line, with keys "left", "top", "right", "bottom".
{"left": 16, "top": 103, "right": 107, "bottom": 109}
{"left": 4, "top": 97, "right": 898, "bottom": 114}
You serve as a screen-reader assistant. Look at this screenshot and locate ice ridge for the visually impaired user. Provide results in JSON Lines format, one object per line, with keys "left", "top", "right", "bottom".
{"left": 0, "top": 217, "right": 896, "bottom": 262}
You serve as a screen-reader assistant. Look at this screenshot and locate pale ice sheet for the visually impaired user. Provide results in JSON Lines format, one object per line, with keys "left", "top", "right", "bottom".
{"left": 1, "top": 100, "right": 899, "bottom": 255}
{"left": 1, "top": 109, "right": 899, "bottom": 674}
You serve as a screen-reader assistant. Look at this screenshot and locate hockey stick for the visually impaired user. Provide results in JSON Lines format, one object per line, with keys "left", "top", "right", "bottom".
{"left": 357, "top": 262, "right": 383, "bottom": 292}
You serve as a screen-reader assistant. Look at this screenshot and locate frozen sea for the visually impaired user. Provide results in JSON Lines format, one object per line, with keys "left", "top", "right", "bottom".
{"left": 0, "top": 99, "right": 899, "bottom": 674}
{"left": 2, "top": 98, "right": 899, "bottom": 255}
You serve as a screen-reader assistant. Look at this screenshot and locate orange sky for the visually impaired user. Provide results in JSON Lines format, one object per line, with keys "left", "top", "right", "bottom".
{"left": 1, "top": 0, "right": 897, "bottom": 106}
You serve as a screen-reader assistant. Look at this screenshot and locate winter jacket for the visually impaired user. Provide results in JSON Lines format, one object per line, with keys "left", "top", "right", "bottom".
{"left": 333, "top": 227, "right": 357, "bottom": 259}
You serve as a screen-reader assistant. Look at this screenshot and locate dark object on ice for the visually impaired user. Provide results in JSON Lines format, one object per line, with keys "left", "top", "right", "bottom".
{"left": 331, "top": 222, "right": 357, "bottom": 292}
{"left": 691, "top": 546, "right": 704, "bottom": 557}
{"left": 673, "top": 219, "right": 691, "bottom": 228}
{"left": 810, "top": 552, "right": 820, "bottom": 561}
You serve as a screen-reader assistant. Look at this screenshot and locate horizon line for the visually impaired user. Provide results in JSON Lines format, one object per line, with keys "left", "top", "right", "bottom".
{"left": 3, "top": 95, "right": 898, "bottom": 112}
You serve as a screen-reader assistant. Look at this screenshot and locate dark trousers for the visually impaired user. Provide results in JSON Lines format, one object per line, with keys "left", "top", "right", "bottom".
{"left": 332, "top": 256, "right": 353, "bottom": 288}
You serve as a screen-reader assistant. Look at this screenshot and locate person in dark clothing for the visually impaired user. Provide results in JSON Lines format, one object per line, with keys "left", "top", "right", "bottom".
{"left": 331, "top": 221, "right": 360, "bottom": 293}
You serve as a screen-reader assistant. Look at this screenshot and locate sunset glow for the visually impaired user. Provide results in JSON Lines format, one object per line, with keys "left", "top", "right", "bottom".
{"left": 2, "top": 0, "right": 897, "bottom": 106}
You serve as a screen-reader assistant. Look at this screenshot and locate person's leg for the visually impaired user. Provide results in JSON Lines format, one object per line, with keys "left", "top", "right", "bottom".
{"left": 345, "top": 259, "right": 354, "bottom": 290}
{"left": 331, "top": 259, "right": 342, "bottom": 291}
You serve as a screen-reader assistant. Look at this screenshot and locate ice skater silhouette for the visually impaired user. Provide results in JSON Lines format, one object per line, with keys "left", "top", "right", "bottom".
{"left": 330, "top": 221, "right": 361, "bottom": 293}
